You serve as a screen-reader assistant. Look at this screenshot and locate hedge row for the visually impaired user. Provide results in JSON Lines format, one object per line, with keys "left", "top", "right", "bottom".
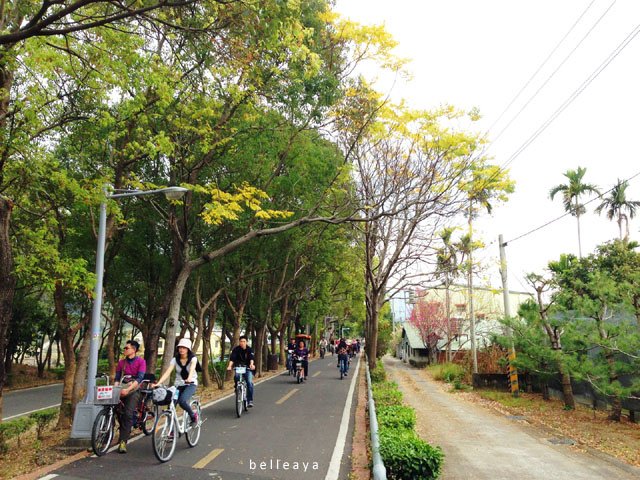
{"left": 0, "top": 408, "right": 58, "bottom": 453}
{"left": 370, "top": 363, "right": 444, "bottom": 480}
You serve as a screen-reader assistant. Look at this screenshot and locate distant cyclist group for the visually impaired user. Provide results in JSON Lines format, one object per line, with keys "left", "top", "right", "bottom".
{"left": 93, "top": 332, "right": 360, "bottom": 459}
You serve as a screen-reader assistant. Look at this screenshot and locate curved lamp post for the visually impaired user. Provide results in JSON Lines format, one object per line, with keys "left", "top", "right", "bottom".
{"left": 71, "top": 186, "right": 188, "bottom": 439}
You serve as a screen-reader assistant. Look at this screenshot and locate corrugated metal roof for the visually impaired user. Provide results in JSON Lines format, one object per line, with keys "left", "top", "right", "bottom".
{"left": 403, "top": 323, "right": 427, "bottom": 349}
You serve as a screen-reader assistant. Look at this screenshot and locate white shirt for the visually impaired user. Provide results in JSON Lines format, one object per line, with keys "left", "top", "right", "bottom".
{"left": 170, "top": 356, "right": 198, "bottom": 387}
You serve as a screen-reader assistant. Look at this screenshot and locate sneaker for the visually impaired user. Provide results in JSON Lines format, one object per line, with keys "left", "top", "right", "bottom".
{"left": 118, "top": 441, "right": 127, "bottom": 454}
{"left": 248, "top": 401, "right": 254, "bottom": 408}
{"left": 191, "top": 413, "right": 199, "bottom": 425}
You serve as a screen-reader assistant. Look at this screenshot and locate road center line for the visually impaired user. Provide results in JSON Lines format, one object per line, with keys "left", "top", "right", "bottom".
{"left": 193, "top": 448, "right": 224, "bottom": 469}
{"left": 276, "top": 388, "right": 299, "bottom": 405}
{"left": 312, "top": 371, "right": 321, "bottom": 377}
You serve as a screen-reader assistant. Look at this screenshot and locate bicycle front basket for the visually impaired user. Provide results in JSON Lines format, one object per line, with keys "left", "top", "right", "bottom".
{"left": 234, "top": 366, "right": 247, "bottom": 375}
{"left": 152, "top": 386, "right": 174, "bottom": 405}
{"left": 94, "top": 385, "right": 122, "bottom": 405}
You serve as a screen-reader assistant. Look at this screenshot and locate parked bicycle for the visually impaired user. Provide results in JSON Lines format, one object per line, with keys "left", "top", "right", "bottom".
{"left": 151, "top": 385, "right": 202, "bottom": 463}
{"left": 234, "top": 366, "right": 249, "bottom": 417}
{"left": 91, "top": 373, "right": 157, "bottom": 456}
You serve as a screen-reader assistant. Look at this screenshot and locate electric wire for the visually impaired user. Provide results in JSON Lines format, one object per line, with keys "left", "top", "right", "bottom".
{"left": 500, "top": 19, "right": 640, "bottom": 172}
{"left": 485, "top": 0, "right": 598, "bottom": 137}
{"left": 490, "top": 0, "right": 616, "bottom": 148}
{"left": 503, "top": 169, "right": 640, "bottom": 246}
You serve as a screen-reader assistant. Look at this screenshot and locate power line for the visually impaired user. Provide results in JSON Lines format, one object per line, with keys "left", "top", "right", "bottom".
{"left": 490, "top": 0, "right": 616, "bottom": 148}
{"left": 500, "top": 19, "right": 640, "bottom": 172}
{"left": 503, "top": 170, "right": 640, "bottom": 245}
{"left": 485, "top": 0, "right": 598, "bottom": 138}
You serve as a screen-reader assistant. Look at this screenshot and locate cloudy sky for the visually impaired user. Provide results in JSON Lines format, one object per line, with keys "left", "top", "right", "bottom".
{"left": 335, "top": 0, "right": 640, "bottom": 298}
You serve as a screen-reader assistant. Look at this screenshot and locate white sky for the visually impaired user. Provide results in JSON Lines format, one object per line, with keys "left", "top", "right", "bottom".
{"left": 335, "top": 0, "right": 640, "bottom": 295}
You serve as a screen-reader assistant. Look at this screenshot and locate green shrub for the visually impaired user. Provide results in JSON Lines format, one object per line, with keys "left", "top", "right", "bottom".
{"left": 370, "top": 360, "right": 387, "bottom": 383}
{"left": 372, "top": 381, "right": 403, "bottom": 407}
{"left": 429, "top": 363, "right": 465, "bottom": 383}
{"left": 379, "top": 427, "right": 444, "bottom": 479}
{"left": 377, "top": 405, "right": 415, "bottom": 431}
{"left": 0, "top": 416, "right": 35, "bottom": 452}
{"left": 49, "top": 367, "right": 65, "bottom": 380}
{"left": 29, "top": 408, "right": 58, "bottom": 440}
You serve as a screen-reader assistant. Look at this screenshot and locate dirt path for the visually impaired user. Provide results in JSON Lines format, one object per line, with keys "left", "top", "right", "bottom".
{"left": 384, "top": 356, "right": 640, "bottom": 480}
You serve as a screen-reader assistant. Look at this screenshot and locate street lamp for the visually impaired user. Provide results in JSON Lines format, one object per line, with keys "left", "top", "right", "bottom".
{"left": 70, "top": 185, "right": 188, "bottom": 439}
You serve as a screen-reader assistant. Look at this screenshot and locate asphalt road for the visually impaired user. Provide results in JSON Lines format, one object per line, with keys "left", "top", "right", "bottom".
{"left": 4, "top": 383, "right": 63, "bottom": 420}
{"left": 42, "top": 354, "right": 361, "bottom": 480}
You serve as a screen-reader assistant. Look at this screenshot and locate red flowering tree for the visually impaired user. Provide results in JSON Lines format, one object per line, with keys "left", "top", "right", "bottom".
{"left": 409, "top": 292, "right": 449, "bottom": 364}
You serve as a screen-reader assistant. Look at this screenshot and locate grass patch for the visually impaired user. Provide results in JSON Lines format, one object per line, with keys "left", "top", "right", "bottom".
{"left": 428, "top": 363, "right": 465, "bottom": 383}
{"left": 477, "top": 390, "right": 544, "bottom": 410}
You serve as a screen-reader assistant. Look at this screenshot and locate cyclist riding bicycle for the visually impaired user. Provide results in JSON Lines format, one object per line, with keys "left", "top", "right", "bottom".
{"left": 153, "top": 338, "right": 200, "bottom": 427}
{"left": 293, "top": 340, "right": 310, "bottom": 381}
{"left": 286, "top": 338, "right": 296, "bottom": 373}
{"left": 336, "top": 338, "right": 349, "bottom": 377}
{"left": 227, "top": 336, "right": 255, "bottom": 407}
{"left": 115, "top": 339, "right": 146, "bottom": 453}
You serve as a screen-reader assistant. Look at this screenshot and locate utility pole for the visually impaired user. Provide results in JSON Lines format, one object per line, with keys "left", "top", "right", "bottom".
{"left": 499, "top": 234, "right": 519, "bottom": 397}
{"left": 468, "top": 200, "right": 477, "bottom": 374}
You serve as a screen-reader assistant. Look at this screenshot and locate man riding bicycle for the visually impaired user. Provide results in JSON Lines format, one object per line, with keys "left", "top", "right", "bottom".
{"left": 227, "top": 336, "right": 255, "bottom": 407}
{"left": 114, "top": 339, "right": 146, "bottom": 453}
{"left": 336, "top": 338, "right": 349, "bottom": 377}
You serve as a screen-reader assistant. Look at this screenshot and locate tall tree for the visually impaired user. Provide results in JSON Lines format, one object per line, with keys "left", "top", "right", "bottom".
{"left": 549, "top": 167, "right": 600, "bottom": 257}
{"left": 594, "top": 179, "right": 640, "bottom": 241}
{"left": 460, "top": 164, "right": 514, "bottom": 373}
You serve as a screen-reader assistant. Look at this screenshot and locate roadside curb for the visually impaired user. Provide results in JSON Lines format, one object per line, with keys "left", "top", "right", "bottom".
{"left": 351, "top": 357, "right": 370, "bottom": 480}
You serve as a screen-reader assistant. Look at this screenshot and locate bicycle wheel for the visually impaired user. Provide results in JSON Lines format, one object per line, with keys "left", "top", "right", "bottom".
{"left": 153, "top": 411, "right": 177, "bottom": 463}
{"left": 142, "top": 401, "right": 157, "bottom": 436}
{"left": 235, "top": 385, "right": 243, "bottom": 418}
{"left": 186, "top": 401, "right": 201, "bottom": 447}
{"left": 91, "top": 407, "right": 115, "bottom": 456}
{"left": 297, "top": 369, "right": 302, "bottom": 384}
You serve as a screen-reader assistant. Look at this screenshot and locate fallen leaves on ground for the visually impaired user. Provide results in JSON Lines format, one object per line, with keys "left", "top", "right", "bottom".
{"left": 419, "top": 370, "right": 640, "bottom": 467}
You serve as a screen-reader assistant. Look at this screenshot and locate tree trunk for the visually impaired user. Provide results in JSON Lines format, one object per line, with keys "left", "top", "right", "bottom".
{"left": 56, "top": 326, "right": 76, "bottom": 429}
{"left": 558, "top": 362, "right": 575, "bottom": 409}
{"left": 0, "top": 197, "right": 16, "bottom": 420}
{"left": 201, "top": 335, "right": 211, "bottom": 388}
{"left": 71, "top": 326, "right": 92, "bottom": 412}
{"left": 106, "top": 313, "right": 120, "bottom": 380}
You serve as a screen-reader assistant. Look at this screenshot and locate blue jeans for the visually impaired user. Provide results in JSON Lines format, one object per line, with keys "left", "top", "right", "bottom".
{"left": 338, "top": 354, "right": 348, "bottom": 374}
{"left": 234, "top": 370, "right": 254, "bottom": 401}
{"left": 177, "top": 384, "right": 197, "bottom": 420}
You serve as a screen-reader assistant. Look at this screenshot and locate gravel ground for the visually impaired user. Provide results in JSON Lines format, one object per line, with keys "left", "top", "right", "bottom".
{"left": 384, "top": 356, "right": 640, "bottom": 480}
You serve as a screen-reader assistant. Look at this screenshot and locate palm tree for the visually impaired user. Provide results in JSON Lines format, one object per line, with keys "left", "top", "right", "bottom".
{"left": 549, "top": 167, "right": 600, "bottom": 258}
{"left": 595, "top": 179, "right": 640, "bottom": 241}
{"left": 435, "top": 227, "right": 462, "bottom": 362}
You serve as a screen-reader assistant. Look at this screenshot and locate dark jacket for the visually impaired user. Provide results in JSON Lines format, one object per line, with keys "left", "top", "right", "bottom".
{"left": 230, "top": 345, "right": 254, "bottom": 366}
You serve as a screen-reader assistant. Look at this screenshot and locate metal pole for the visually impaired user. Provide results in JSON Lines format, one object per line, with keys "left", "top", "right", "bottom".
{"left": 85, "top": 198, "right": 107, "bottom": 403}
{"left": 70, "top": 196, "right": 107, "bottom": 439}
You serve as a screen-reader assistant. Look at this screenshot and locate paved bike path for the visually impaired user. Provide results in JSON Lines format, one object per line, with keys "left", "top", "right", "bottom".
{"left": 44, "top": 354, "right": 361, "bottom": 480}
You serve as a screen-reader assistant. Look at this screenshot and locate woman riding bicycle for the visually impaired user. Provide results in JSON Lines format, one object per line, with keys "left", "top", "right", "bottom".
{"left": 293, "top": 340, "right": 310, "bottom": 381}
{"left": 153, "top": 338, "right": 199, "bottom": 426}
